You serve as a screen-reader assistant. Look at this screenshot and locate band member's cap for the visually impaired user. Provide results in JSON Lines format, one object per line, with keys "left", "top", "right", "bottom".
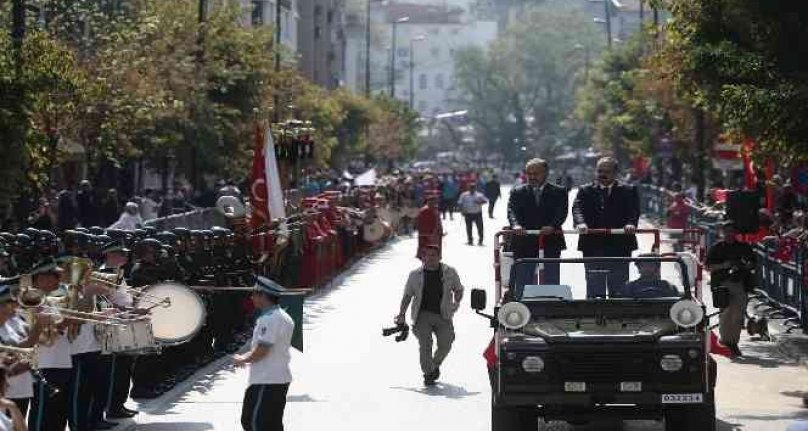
{"left": 253, "top": 276, "right": 285, "bottom": 300}
{"left": 101, "top": 242, "right": 129, "bottom": 255}
{"left": 30, "top": 258, "right": 63, "bottom": 276}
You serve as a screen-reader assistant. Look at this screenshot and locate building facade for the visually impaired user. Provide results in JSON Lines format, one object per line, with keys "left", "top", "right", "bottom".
{"left": 297, "top": 0, "right": 347, "bottom": 89}
{"left": 355, "top": 2, "right": 496, "bottom": 117}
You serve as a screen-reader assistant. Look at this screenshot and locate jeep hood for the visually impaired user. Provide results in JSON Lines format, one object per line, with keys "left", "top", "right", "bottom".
{"left": 517, "top": 298, "right": 679, "bottom": 343}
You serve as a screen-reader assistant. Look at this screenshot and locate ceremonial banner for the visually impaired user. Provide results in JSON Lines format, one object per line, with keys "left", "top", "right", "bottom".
{"left": 250, "top": 124, "right": 269, "bottom": 230}
{"left": 264, "top": 126, "right": 286, "bottom": 222}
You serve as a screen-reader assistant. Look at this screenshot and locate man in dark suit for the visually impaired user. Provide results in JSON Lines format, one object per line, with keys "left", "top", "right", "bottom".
{"left": 573, "top": 157, "right": 640, "bottom": 298}
{"left": 507, "top": 158, "right": 568, "bottom": 293}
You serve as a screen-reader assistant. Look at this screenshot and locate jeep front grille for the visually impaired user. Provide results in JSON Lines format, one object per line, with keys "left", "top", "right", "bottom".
{"left": 555, "top": 351, "right": 652, "bottom": 383}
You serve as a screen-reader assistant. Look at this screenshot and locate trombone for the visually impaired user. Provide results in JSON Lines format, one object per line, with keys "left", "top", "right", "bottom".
{"left": 15, "top": 287, "right": 128, "bottom": 326}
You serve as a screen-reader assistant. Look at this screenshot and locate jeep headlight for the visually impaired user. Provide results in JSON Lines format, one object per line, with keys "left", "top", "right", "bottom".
{"left": 521, "top": 356, "right": 545, "bottom": 373}
{"left": 660, "top": 354, "right": 683, "bottom": 372}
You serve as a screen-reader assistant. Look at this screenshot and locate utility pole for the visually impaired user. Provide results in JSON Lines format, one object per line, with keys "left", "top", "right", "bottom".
{"left": 390, "top": 16, "right": 409, "bottom": 98}
{"left": 604, "top": 0, "right": 612, "bottom": 49}
{"left": 365, "top": 0, "right": 372, "bottom": 97}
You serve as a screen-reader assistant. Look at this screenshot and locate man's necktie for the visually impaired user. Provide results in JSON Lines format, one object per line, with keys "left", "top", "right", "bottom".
{"left": 533, "top": 186, "right": 542, "bottom": 207}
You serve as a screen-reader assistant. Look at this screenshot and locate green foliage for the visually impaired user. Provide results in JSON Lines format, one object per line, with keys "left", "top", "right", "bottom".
{"left": 0, "top": 0, "right": 420, "bottom": 203}
{"left": 661, "top": 0, "right": 808, "bottom": 160}
{"left": 453, "top": 0, "right": 600, "bottom": 161}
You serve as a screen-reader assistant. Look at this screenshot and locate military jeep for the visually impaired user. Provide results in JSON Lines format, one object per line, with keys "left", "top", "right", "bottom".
{"left": 472, "top": 254, "right": 716, "bottom": 431}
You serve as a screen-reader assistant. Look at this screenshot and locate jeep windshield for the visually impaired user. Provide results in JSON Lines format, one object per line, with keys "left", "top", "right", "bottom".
{"left": 510, "top": 255, "right": 694, "bottom": 302}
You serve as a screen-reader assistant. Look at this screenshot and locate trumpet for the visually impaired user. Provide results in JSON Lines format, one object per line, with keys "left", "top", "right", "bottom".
{"left": 0, "top": 344, "right": 36, "bottom": 366}
{"left": 85, "top": 271, "right": 171, "bottom": 308}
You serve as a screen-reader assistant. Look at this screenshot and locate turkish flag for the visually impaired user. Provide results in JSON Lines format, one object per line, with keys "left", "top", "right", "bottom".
{"left": 709, "top": 331, "right": 733, "bottom": 358}
{"left": 483, "top": 337, "right": 497, "bottom": 368}
{"left": 250, "top": 123, "right": 270, "bottom": 231}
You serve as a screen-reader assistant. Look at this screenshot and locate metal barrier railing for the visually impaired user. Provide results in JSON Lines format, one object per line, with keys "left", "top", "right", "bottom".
{"left": 637, "top": 183, "right": 806, "bottom": 333}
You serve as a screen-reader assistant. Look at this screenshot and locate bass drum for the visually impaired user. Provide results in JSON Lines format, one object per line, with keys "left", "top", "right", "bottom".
{"left": 363, "top": 219, "right": 388, "bottom": 243}
{"left": 133, "top": 282, "right": 207, "bottom": 346}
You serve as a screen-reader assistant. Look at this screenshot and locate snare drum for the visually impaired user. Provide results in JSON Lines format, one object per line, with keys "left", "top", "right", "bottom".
{"left": 133, "top": 282, "right": 207, "bottom": 346}
{"left": 100, "top": 318, "right": 159, "bottom": 355}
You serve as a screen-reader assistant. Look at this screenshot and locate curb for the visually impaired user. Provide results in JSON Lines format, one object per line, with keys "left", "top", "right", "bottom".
{"left": 109, "top": 236, "right": 402, "bottom": 431}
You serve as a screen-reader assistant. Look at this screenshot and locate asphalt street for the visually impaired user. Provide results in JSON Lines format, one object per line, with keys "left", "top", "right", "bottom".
{"left": 118, "top": 187, "right": 808, "bottom": 431}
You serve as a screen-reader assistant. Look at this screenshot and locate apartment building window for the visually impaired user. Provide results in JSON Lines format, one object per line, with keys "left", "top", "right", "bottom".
{"left": 397, "top": 48, "right": 409, "bottom": 58}
{"left": 251, "top": 1, "right": 264, "bottom": 26}
{"left": 430, "top": 47, "right": 439, "bottom": 58}
{"left": 435, "top": 74, "right": 444, "bottom": 89}
{"left": 418, "top": 100, "right": 428, "bottom": 111}
{"left": 327, "top": 9, "right": 333, "bottom": 24}
{"left": 419, "top": 73, "right": 428, "bottom": 90}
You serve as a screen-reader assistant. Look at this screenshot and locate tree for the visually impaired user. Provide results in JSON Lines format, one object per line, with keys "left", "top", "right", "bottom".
{"left": 661, "top": 0, "right": 808, "bottom": 161}
{"left": 453, "top": 0, "right": 600, "bottom": 161}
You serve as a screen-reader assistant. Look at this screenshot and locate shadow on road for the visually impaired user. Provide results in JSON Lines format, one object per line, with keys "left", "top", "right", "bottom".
{"left": 128, "top": 422, "right": 214, "bottom": 431}
{"left": 390, "top": 382, "right": 482, "bottom": 399}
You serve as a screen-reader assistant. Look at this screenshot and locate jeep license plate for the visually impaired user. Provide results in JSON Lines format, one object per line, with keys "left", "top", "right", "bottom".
{"left": 661, "top": 393, "right": 703, "bottom": 404}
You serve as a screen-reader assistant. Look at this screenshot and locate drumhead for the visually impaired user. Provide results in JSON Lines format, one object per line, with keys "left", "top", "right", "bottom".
{"left": 134, "top": 282, "right": 206, "bottom": 346}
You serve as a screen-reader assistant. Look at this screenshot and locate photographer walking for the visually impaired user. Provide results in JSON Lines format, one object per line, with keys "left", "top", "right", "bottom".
{"left": 395, "top": 245, "right": 464, "bottom": 386}
{"left": 706, "top": 220, "right": 756, "bottom": 358}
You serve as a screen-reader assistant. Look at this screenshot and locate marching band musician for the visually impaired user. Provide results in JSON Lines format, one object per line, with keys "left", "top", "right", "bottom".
{"left": 0, "top": 284, "right": 34, "bottom": 419}
{"left": 25, "top": 260, "right": 74, "bottom": 431}
{"left": 0, "top": 367, "right": 28, "bottom": 431}
{"left": 416, "top": 193, "right": 442, "bottom": 259}
{"left": 69, "top": 282, "right": 116, "bottom": 431}
{"left": 95, "top": 243, "right": 138, "bottom": 421}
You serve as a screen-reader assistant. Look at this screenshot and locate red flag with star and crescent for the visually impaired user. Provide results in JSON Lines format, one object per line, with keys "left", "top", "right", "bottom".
{"left": 250, "top": 123, "right": 270, "bottom": 231}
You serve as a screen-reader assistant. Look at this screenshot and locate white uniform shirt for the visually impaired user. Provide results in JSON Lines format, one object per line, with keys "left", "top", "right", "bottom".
{"left": 457, "top": 191, "right": 487, "bottom": 215}
{"left": 248, "top": 306, "right": 294, "bottom": 385}
{"left": 0, "top": 316, "right": 34, "bottom": 399}
{"left": 70, "top": 323, "right": 101, "bottom": 355}
{"left": 0, "top": 411, "right": 12, "bottom": 431}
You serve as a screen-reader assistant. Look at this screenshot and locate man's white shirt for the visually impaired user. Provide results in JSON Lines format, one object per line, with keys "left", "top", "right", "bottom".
{"left": 248, "top": 306, "right": 294, "bottom": 385}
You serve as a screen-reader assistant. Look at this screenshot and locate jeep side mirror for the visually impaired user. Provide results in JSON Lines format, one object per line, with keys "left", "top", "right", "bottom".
{"left": 471, "top": 289, "right": 487, "bottom": 310}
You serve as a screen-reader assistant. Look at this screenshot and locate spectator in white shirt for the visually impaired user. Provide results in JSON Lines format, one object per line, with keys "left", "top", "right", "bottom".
{"left": 109, "top": 202, "right": 143, "bottom": 231}
{"left": 457, "top": 183, "right": 488, "bottom": 246}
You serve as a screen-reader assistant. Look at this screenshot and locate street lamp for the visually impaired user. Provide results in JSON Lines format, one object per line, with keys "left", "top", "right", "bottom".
{"left": 409, "top": 34, "right": 426, "bottom": 110}
{"left": 390, "top": 16, "right": 409, "bottom": 98}
{"left": 589, "top": 0, "right": 613, "bottom": 49}
{"left": 365, "top": 0, "right": 387, "bottom": 97}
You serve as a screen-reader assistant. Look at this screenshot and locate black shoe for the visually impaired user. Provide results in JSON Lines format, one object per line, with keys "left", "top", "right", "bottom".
{"left": 424, "top": 373, "right": 437, "bottom": 386}
{"left": 478, "top": 241, "right": 483, "bottom": 246}
{"left": 466, "top": 240, "right": 473, "bottom": 246}
{"left": 107, "top": 409, "right": 136, "bottom": 419}
{"left": 433, "top": 367, "right": 440, "bottom": 381}
{"left": 730, "top": 344, "right": 743, "bottom": 358}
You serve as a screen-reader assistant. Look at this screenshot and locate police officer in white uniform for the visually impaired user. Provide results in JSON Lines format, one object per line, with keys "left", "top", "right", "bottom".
{"left": 233, "top": 277, "right": 294, "bottom": 431}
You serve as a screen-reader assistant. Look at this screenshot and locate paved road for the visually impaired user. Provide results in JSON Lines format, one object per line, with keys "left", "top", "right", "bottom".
{"left": 120, "top": 188, "right": 808, "bottom": 431}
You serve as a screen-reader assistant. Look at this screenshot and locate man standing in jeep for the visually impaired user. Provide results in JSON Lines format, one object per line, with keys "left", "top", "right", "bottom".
{"left": 395, "top": 245, "right": 464, "bottom": 386}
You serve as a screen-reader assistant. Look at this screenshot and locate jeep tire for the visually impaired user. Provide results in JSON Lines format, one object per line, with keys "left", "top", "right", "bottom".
{"left": 664, "top": 399, "right": 716, "bottom": 431}
{"left": 492, "top": 398, "right": 538, "bottom": 431}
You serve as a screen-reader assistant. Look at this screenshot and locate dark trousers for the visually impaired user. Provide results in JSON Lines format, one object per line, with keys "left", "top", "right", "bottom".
{"left": 29, "top": 368, "right": 73, "bottom": 431}
{"left": 72, "top": 352, "right": 111, "bottom": 430}
{"left": 487, "top": 197, "right": 499, "bottom": 218}
{"left": 464, "top": 213, "right": 484, "bottom": 243}
{"left": 584, "top": 249, "right": 630, "bottom": 298}
{"left": 107, "top": 354, "right": 134, "bottom": 412}
{"left": 509, "top": 248, "right": 561, "bottom": 292}
{"left": 241, "top": 383, "right": 290, "bottom": 431}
